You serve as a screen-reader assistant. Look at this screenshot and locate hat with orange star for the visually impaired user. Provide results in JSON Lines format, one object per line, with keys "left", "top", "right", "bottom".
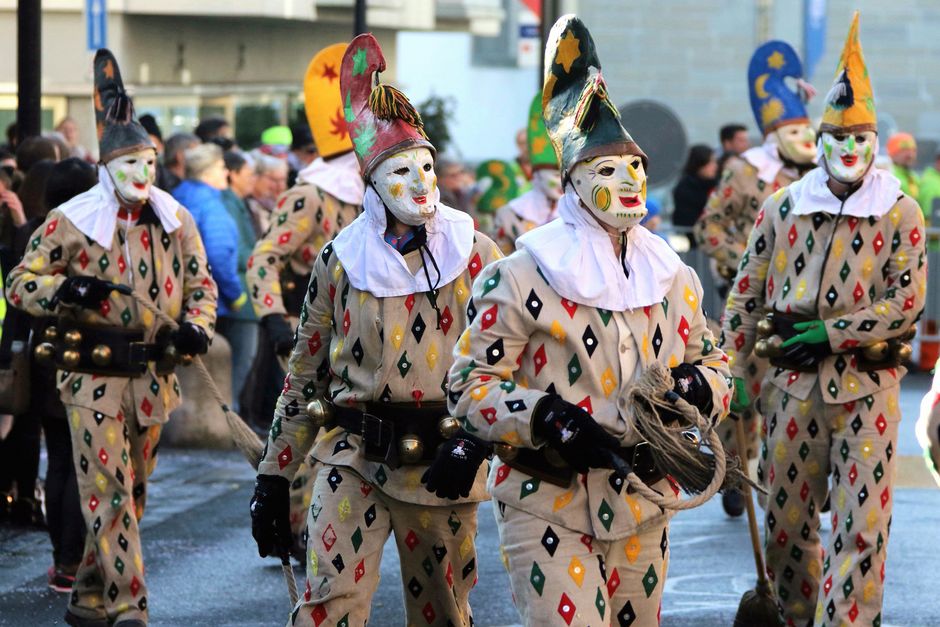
{"left": 747, "top": 41, "right": 809, "bottom": 135}
{"left": 527, "top": 91, "right": 558, "bottom": 170}
{"left": 541, "top": 15, "right": 646, "bottom": 176}
{"left": 93, "top": 49, "right": 155, "bottom": 163}
{"left": 820, "top": 12, "right": 876, "bottom": 135}
{"left": 304, "top": 43, "right": 353, "bottom": 159}
{"left": 340, "top": 33, "right": 433, "bottom": 177}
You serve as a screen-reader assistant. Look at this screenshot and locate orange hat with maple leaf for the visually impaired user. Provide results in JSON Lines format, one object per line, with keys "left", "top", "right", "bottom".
{"left": 304, "top": 43, "right": 353, "bottom": 159}
{"left": 93, "top": 49, "right": 154, "bottom": 163}
{"left": 820, "top": 11, "right": 876, "bottom": 134}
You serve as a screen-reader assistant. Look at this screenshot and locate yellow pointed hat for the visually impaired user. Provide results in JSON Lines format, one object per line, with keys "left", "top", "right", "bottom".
{"left": 304, "top": 43, "right": 353, "bottom": 158}
{"left": 820, "top": 12, "right": 876, "bottom": 134}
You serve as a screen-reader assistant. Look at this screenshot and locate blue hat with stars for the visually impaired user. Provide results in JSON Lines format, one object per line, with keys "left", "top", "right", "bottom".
{"left": 747, "top": 41, "right": 809, "bottom": 136}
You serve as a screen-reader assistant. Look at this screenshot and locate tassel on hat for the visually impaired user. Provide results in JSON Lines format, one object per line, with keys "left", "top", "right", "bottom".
{"left": 820, "top": 11, "right": 876, "bottom": 134}
{"left": 93, "top": 49, "right": 155, "bottom": 164}
{"left": 304, "top": 43, "right": 353, "bottom": 159}
{"left": 747, "top": 41, "right": 810, "bottom": 136}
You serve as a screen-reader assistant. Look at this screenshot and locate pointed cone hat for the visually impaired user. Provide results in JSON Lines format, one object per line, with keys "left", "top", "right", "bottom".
{"left": 527, "top": 91, "right": 558, "bottom": 170}
{"left": 304, "top": 43, "right": 353, "bottom": 159}
{"left": 94, "top": 49, "right": 155, "bottom": 163}
{"left": 542, "top": 15, "right": 646, "bottom": 176}
{"left": 747, "top": 40, "right": 809, "bottom": 135}
{"left": 340, "top": 33, "right": 434, "bottom": 177}
{"left": 475, "top": 159, "right": 521, "bottom": 214}
{"left": 820, "top": 12, "right": 876, "bottom": 134}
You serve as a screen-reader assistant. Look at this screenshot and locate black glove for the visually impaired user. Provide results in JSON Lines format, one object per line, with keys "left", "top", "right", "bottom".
{"left": 532, "top": 395, "right": 621, "bottom": 473}
{"left": 422, "top": 431, "right": 490, "bottom": 500}
{"left": 780, "top": 340, "right": 831, "bottom": 369}
{"left": 250, "top": 474, "right": 292, "bottom": 559}
{"left": 261, "top": 314, "right": 295, "bottom": 357}
{"left": 171, "top": 322, "right": 209, "bottom": 356}
{"left": 51, "top": 276, "right": 119, "bottom": 309}
{"left": 669, "top": 363, "right": 714, "bottom": 417}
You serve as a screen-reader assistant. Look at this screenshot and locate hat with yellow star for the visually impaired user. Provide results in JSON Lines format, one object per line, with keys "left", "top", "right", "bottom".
{"left": 340, "top": 33, "right": 434, "bottom": 177}
{"left": 475, "top": 159, "right": 521, "bottom": 214}
{"left": 820, "top": 11, "right": 876, "bottom": 135}
{"left": 542, "top": 15, "right": 646, "bottom": 176}
{"left": 93, "top": 49, "right": 155, "bottom": 164}
{"left": 527, "top": 91, "right": 558, "bottom": 170}
{"left": 747, "top": 41, "right": 809, "bottom": 135}
{"left": 304, "top": 43, "right": 353, "bottom": 159}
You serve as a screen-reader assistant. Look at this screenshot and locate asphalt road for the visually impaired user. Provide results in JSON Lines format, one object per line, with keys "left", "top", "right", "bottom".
{"left": 1, "top": 373, "right": 938, "bottom": 626}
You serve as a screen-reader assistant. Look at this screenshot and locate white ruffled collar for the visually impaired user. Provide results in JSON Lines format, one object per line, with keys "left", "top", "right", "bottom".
{"left": 788, "top": 165, "right": 901, "bottom": 219}
{"left": 516, "top": 191, "right": 682, "bottom": 312}
{"left": 507, "top": 188, "right": 556, "bottom": 224}
{"left": 331, "top": 186, "right": 475, "bottom": 297}
{"left": 296, "top": 151, "right": 365, "bottom": 206}
{"left": 57, "top": 165, "right": 182, "bottom": 250}
{"left": 741, "top": 139, "right": 786, "bottom": 184}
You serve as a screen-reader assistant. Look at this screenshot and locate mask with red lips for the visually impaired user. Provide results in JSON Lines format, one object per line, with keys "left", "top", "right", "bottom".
{"left": 106, "top": 148, "right": 158, "bottom": 205}
{"left": 569, "top": 153, "right": 647, "bottom": 231}
{"left": 371, "top": 148, "right": 438, "bottom": 225}
{"left": 820, "top": 130, "right": 876, "bottom": 184}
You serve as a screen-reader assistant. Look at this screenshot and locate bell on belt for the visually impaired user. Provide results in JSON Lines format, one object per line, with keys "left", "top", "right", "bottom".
{"left": 284, "top": 280, "right": 297, "bottom": 291}
{"left": 766, "top": 335, "right": 784, "bottom": 357}
{"left": 43, "top": 326, "right": 58, "bottom": 342}
{"left": 62, "top": 350, "right": 81, "bottom": 368}
{"left": 862, "top": 341, "right": 890, "bottom": 361}
{"left": 63, "top": 329, "right": 82, "bottom": 347}
{"left": 34, "top": 342, "right": 55, "bottom": 362}
{"left": 438, "top": 416, "right": 461, "bottom": 439}
{"left": 493, "top": 443, "right": 518, "bottom": 461}
{"left": 895, "top": 343, "right": 913, "bottom": 362}
{"left": 756, "top": 318, "right": 775, "bottom": 337}
{"left": 91, "top": 344, "right": 112, "bottom": 366}
{"left": 305, "top": 399, "right": 333, "bottom": 428}
{"left": 398, "top": 435, "right": 424, "bottom": 464}
{"left": 754, "top": 339, "right": 770, "bottom": 358}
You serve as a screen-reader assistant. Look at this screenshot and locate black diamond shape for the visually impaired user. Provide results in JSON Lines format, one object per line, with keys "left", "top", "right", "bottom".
{"left": 432, "top": 542, "right": 447, "bottom": 563}
{"left": 825, "top": 286, "right": 839, "bottom": 307}
{"left": 886, "top": 441, "right": 893, "bottom": 461}
{"left": 652, "top": 326, "right": 664, "bottom": 357}
{"left": 332, "top": 554, "right": 345, "bottom": 573}
{"left": 754, "top": 235, "right": 766, "bottom": 255}
{"left": 541, "top": 526, "right": 560, "bottom": 557}
{"left": 462, "top": 558, "right": 475, "bottom": 579}
{"left": 852, "top": 233, "right": 864, "bottom": 254}
{"left": 115, "top": 469, "right": 124, "bottom": 485}
{"left": 794, "top": 253, "right": 806, "bottom": 275}
{"left": 787, "top": 463, "right": 798, "bottom": 483}
{"left": 93, "top": 411, "right": 105, "bottom": 425}
{"left": 411, "top": 314, "right": 426, "bottom": 343}
{"left": 767, "top": 511, "right": 776, "bottom": 531}
{"left": 660, "top": 529, "right": 668, "bottom": 558}
{"left": 858, "top": 320, "right": 877, "bottom": 332}
{"left": 834, "top": 534, "right": 844, "bottom": 554}
{"left": 408, "top": 577, "right": 423, "bottom": 598}
{"left": 505, "top": 399, "right": 527, "bottom": 413}
{"left": 328, "top": 468, "right": 343, "bottom": 492}
{"left": 617, "top": 600, "right": 637, "bottom": 626}
{"left": 525, "top": 289, "right": 543, "bottom": 319}
{"left": 581, "top": 325, "right": 598, "bottom": 357}
{"left": 364, "top": 504, "right": 377, "bottom": 527}
{"left": 108, "top": 582, "right": 119, "bottom": 601}
{"left": 860, "top": 555, "right": 872, "bottom": 576}
{"left": 485, "top": 339, "right": 505, "bottom": 365}
{"left": 333, "top": 439, "right": 351, "bottom": 455}
{"left": 827, "top": 600, "right": 836, "bottom": 620}
{"left": 834, "top": 356, "right": 847, "bottom": 375}
{"left": 608, "top": 472, "right": 624, "bottom": 494}
{"left": 812, "top": 213, "right": 828, "bottom": 230}
{"left": 351, "top": 339, "right": 364, "bottom": 366}
{"left": 466, "top": 299, "right": 477, "bottom": 323}
{"left": 858, "top": 484, "right": 869, "bottom": 506}
{"left": 79, "top": 455, "right": 89, "bottom": 474}
{"left": 133, "top": 484, "right": 145, "bottom": 499}
{"left": 49, "top": 246, "right": 62, "bottom": 262}
{"left": 93, "top": 516, "right": 101, "bottom": 534}
{"left": 800, "top": 522, "right": 811, "bottom": 541}
{"left": 379, "top": 385, "right": 393, "bottom": 403}
{"left": 295, "top": 197, "right": 307, "bottom": 212}
{"left": 807, "top": 419, "right": 819, "bottom": 438}
{"left": 93, "top": 385, "right": 106, "bottom": 400}
{"left": 118, "top": 533, "right": 129, "bottom": 551}
{"left": 783, "top": 565, "right": 795, "bottom": 581}
{"left": 851, "top": 415, "right": 863, "bottom": 434}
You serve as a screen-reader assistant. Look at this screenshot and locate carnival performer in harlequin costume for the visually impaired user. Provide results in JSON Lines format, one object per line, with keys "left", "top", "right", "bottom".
{"left": 6, "top": 50, "right": 217, "bottom": 627}
{"left": 249, "top": 33, "right": 501, "bottom": 627}
{"left": 492, "top": 92, "right": 562, "bottom": 254}
{"left": 472, "top": 159, "right": 521, "bottom": 236}
{"left": 448, "top": 16, "right": 730, "bottom": 625}
{"left": 694, "top": 40, "right": 818, "bottom": 517}
{"left": 246, "top": 43, "right": 365, "bottom": 556}
{"left": 720, "top": 14, "right": 925, "bottom": 626}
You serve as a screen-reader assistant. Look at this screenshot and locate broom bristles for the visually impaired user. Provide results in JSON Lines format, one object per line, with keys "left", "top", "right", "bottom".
{"left": 734, "top": 579, "right": 783, "bottom": 627}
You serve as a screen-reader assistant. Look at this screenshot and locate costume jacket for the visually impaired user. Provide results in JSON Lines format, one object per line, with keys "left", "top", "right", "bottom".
{"left": 492, "top": 189, "right": 555, "bottom": 255}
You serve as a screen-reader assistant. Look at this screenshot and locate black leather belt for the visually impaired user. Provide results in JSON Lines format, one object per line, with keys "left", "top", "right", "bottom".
{"left": 48, "top": 319, "right": 175, "bottom": 377}
{"left": 502, "top": 442, "right": 664, "bottom": 489}
{"left": 330, "top": 401, "right": 450, "bottom": 468}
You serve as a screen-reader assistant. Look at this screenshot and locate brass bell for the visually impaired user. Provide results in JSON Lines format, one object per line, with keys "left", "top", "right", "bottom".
{"left": 438, "top": 416, "right": 461, "bottom": 439}
{"left": 62, "top": 349, "right": 81, "bottom": 368}
{"left": 305, "top": 399, "right": 334, "bottom": 428}
{"left": 91, "top": 344, "right": 112, "bottom": 366}
{"left": 544, "top": 448, "right": 567, "bottom": 468}
{"left": 284, "top": 280, "right": 297, "bottom": 291}
{"left": 753, "top": 339, "right": 770, "bottom": 358}
{"left": 895, "top": 343, "right": 913, "bottom": 362}
{"left": 862, "top": 341, "right": 890, "bottom": 361}
{"left": 179, "top": 354, "right": 193, "bottom": 366}
{"left": 766, "top": 335, "right": 784, "bottom": 357}
{"left": 34, "top": 342, "right": 55, "bottom": 362}
{"left": 493, "top": 443, "right": 518, "bottom": 461}
{"left": 756, "top": 318, "right": 775, "bottom": 337}
{"left": 63, "top": 329, "right": 82, "bottom": 347}
{"left": 43, "top": 326, "right": 58, "bottom": 342}
{"left": 398, "top": 435, "right": 424, "bottom": 464}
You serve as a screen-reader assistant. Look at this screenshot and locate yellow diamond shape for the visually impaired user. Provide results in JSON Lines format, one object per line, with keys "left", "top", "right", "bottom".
{"left": 624, "top": 535, "right": 641, "bottom": 563}
{"left": 419, "top": 510, "right": 432, "bottom": 529}
{"left": 338, "top": 496, "right": 351, "bottom": 522}
{"left": 683, "top": 286, "right": 697, "bottom": 309}
{"left": 600, "top": 367, "right": 616, "bottom": 397}
{"left": 470, "top": 386, "right": 488, "bottom": 401}
{"left": 391, "top": 324, "right": 404, "bottom": 350}
{"left": 568, "top": 556, "right": 585, "bottom": 587}
{"left": 95, "top": 472, "right": 108, "bottom": 493}
{"left": 625, "top": 494, "right": 643, "bottom": 524}
{"left": 550, "top": 320, "right": 567, "bottom": 343}
{"left": 454, "top": 276, "right": 469, "bottom": 305}
{"left": 553, "top": 491, "right": 573, "bottom": 512}
{"left": 775, "top": 250, "right": 788, "bottom": 273}
{"left": 425, "top": 342, "right": 439, "bottom": 371}
{"left": 459, "top": 534, "right": 473, "bottom": 559}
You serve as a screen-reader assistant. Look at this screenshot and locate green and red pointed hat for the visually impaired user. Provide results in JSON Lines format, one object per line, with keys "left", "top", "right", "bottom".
{"left": 340, "top": 33, "right": 434, "bottom": 177}
{"left": 541, "top": 15, "right": 645, "bottom": 176}
{"left": 93, "top": 49, "right": 155, "bottom": 163}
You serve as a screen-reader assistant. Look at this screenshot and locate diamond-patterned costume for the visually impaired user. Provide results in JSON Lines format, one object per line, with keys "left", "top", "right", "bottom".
{"left": 492, "top": 189, "right": 556, "bottom": 255}
{"left": 720, "top": 187, "right": 926, "bottom": 626}
{"left": 6, "top": 205, "right": 216, "bottom": 624}
{"left": 257, "top": 233, "right": 501, "bottom": 625}
{"left": 448, "top": 250, "right": 730, "bottom": 624}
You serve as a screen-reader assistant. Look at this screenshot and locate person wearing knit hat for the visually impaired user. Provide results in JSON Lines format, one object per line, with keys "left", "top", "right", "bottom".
{"left": 887, "top": 131, "right": 920, "bottom": 199}
{"left": 250, "top": 33, "right": 501, "bottom": 626}
{"left": 245, "top": 43, "right": 365, "bottom": 563}
{"left": 449, "top": 15, "right": 730, "bottom": 625}
{"left": 491, "top": 92, "right": 562, "bottom": 254}
{"left": 694, "top": 39, "right": 819, "bottom": 518}
{"left": 6, "top": 49, "right": 217, "bottom": 627}
{"left": 720, "top": 13, "right": 925, "bottom": 626}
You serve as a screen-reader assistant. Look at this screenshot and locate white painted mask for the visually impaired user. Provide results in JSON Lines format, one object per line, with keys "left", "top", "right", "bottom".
{"left": 106, "top": 148, "right": 157, "bottom": 204}
{"left": 774, "top": 122, "right": 817, "bottom": 165}
{"left": 371, "top": 148, "right": 437, "bottom": 225}
{"left": 821, "top": 130, "right": 876, "bottom": 184}
{"left": 532, "top": 167, "right": 562, "bottom": 202}
{"left": 570, "top": 153, "right": 647, "bottom": 230}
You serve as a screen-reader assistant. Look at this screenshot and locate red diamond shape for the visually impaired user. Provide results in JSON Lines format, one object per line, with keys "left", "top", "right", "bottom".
{"left": 468, "top": 253, "right": 482, "bottom": 278}
{"left": 263, "top": 294, "right": 274, "bottom": 308}
{"left": 872, "top": 232, "right": 884, "bottom": 254}
{"left": 78, "top": 249, "right": 90, "bottom": 269}
{"left": 734, "top": 333, "right": 746, "bottom": 351}
{"left": 328, "top": 284, "right": 336, "bottom": 301}
{"left": 848, "top": 463, "right": 858, "bottom": 486}
{"left": 911, "top": 228, "right": 922, "bottom": 246}
{"left": 853, "top": 282, "right": 864, "bottom": 303}
{"left": 422, "top": 602, "right": 436, "bottom": 624}
{"left": 45, "top": 219, "right": 59, "bottom": 235}
{"left": 787, "top": 371, "right": 800, "bottom": 385}
{"left": 875, "top": 413, "right": 887, "bottom": 435}
{"left": 277, "top": 232, "right": 292, "bottom": 245}
{"left": 855, "top": 532, "right": 868, "bottom": 552}
{"left": 579, "top": 534, "right": 593, "bottom": 552}
{"left": 139, "top": 398, "right": 153, "bottom": 417}
{"left": 445, "top": 562, "right": 454, "bottom": 587}
{"left": 405, "top": 293, "right": 415, "bottom": 313}
{"left": 880, "top": 487, "right": 890, "bottom": 509}
{"left": 557, "top": 593, "right": 576, "bottom": 625}
{"left": 117, "top": 255, "right": 126, "bottom": 274}
{"left": 561, "top": 299, "right": 578, "bottom": 318}
{"left": 677, "top": 316, "right": 690, "bottom": 345}
{"left": 89, "top": 495, "right": 99, "bottom": 512}
{"left": 606, "top": 567, "right": 621, "bottom": 597}
{"left": 311, "top": 603, "right": 327, "bottom": 626}
{"left": 321, "top": 524, "right": 337, "bottom": 551}
{"left": 404, "top": 530, "right": 419, "bottom": 551}
{"left": 823, "top": 575, "right": 833, "bottom": 594}
{"left": 787, "top": 225, "right": 798, "bottom": 247}
{"left": 308, "top": 331, "right": 322, "bottom": 355}
{"left": 737, "top": 274, "right": 750, "bottom": 294}
{"left": 576, "top": 396, "right": 593, "bottom": 415}
{"left": 98, "top": 448, "right": 109, "bottom": 465}
{"left": 786, "top": 417, "right": 799, "bottom": 440}
{"left": 800, "top": 579, "right": 812, "bottom": 598}
{"left": 800, "top": 481, "right": 810, "bottom": 501}
{"left": 494, "top": 463, "right": 510, "bottom": 485}
{"left": 481, "top": 304, "right": 498, "bottom": 330}
{"left": 439, "top": 307, "right": 453, "bottom": 335}
{"left": 359, "top": 481, "right": 373, "bottom": 497}
{"left": 343, "top": 309, "right": 351, "bottom": 335}
{"left": 776, "top": 530, "right": 788, "bottom": 546}
{"left": 301, "top": 246, "right": 314, "bottom": 264}
{"left": 140, "top": 230, "right": 150, "bottom": 251}
{"left": 164, "top": 277, "right": 174, "bottom": 296}
{"left": 277, "top": 446, "right": 293, "bottom": 470}
{"left": 354, "top": 559, "right": 365, "bottom": 582}
{"left": 480, "top": 407, "right": 497, "bottom": 425}
{"left": 130, "top": 576, "right": 141, "bottom": 596}
{"left": 847, "top": 217, "right": 859, "bottom": 230}
{"left": 533, "top": 344, "right": 548, "bottom": 375}
{"left": 767, "top": 275, "right": 775, "bottom": 298}
{"left": 848, "top": 601, "right": 859, "bottom": 622}
{"left": 322, "top": 218, "right": 332, "bottom": 234}
{"left": 303, "top": 579, "right": 312, "bottom": 602}
{"left": 903, "top": 296, "right": 915, "bottom": 311}
{"left": 755, "top": 209, "right": 765, "bottom": 227}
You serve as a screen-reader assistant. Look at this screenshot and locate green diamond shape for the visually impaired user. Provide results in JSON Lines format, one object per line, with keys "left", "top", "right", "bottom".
{"left": 31, "top": 235, "right": 40, "bottom": 250}
{"left": 840, "top": 440, "right": 850, "bottom": 463}
{"left": 72, "top": 377, "right": 83, "bottom": 395}
{"left": 864, "top": 395, "right": 875, "bottom": 410}
{"left": 779, "top": 197, "right": 791, "bottom": 218}
{"left": 111, "top": 492, "right": 122, "bottom": 508}
{"left": 529, "top": 562, "right": 545, "bottom": 596}
{"left": 481, "top": 270, "right": 501, "bottom": 296}
{"left": 351, "top": 527, "right": 363, "bottom": 552}
{"left": 422, "top": 556, "right": 434, "bottom": 576}
{"left": 567, "top": 354, "right": 582, "bottom": 385}
{"left": 337, "top": 615, "right": 349, "bottom": 627}
{"left": 598, "top": 309, "right": 612, "bottom": 326}
{"left": 839, "top": 261, "right": 851, "bottom": 282}
{"left": 121, "top": 449, "right": 128, "bottom": 465}
{"left": 120, "top": 307, "right": 133, "bottom": 326}
{"left": 98, "top": 254, "right": 110, "bottom": 272}
{"left": 138, "top": 259, "right": 148, "bottom": 278}
{"left": 845, "top": 511, "right": 853, "bottom": 532}
{"left": 828, "top": 380, "right": 839, "bottom": 398}
{"left": 798, "top": 442, "right": 810, "bottom": 461}
{"left": 187, "top": 256, "right": 199, "bottom": 275}
{"left": 150, "top": 379, "right": 159, "bottom": 395}
{"left": 729, "top": 313, "right": 742, "bottom": 331}
{"left": 782, "top": 277, "right": 791, "bottom": 296}
{"left": 842, "top": 577, "right": 854, "bottom": 599}
{"left": 595, "top": 587, "right": 606, "bottom": 618}
{"left": 790, "top": 545, "right": 803, "bottom": 562}
{"left": 781, "top": 393, "right": 791, "bottom": 410}
{"left": 374, "top": 466, "right": 387, "bottom": 486}
{"left": 270, "top": 417, "right": 282, "bottom": 440}
{"left": 447, "top": 511, "right": 461, "bottom": 535}
{"left": 775, "top": 488, "right": 788, "bottom": 508}
{"left": 597, "top": 499, "right": 614, "bottom": 531}
{"left": 277, "top": 213, "right": 288, "bottom": 225}
{"left": 122, "top": 512, "right": 132, "bottom": 530}
{"left": 877, "top": 532, "right": 884, "bottom": 552}
{"left": 172, "top": 256, "right": 180, "bottom": 274}
{"left": 257, "top": 267, "right": 267, "bottom": 279}
{"left": 114, "top": 556, "right": 125, "bottom": 575}
{"left": 805, "top": 231, "right": 815, "bottom": 253}
{"left": 642, "top": 564, "right": 659, "bottom": 597}
{"left": 873, "top": 462, "right": 884, "bottom": 483}
{"left": 834, "top": 319, "right": 850, "bottom": 330}
{"left": 520, "top": 478, "right": 540, "bottom": 499}
{"left": 500, "top": 380, "right": 517, "bottom": 392}
{"left": 83, "top": 429, "right": 92, "bottom": 446}
{"left": 662, "top": 297, "right": 669, "bottom": 316}
{"left": 397, "top": 352, "right": 412, "bottom": 377}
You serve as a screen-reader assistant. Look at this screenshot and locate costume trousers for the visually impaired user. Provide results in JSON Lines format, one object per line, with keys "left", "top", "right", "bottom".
{"left": 760, "top": 383, "right": 899, "bottom": 627}
{"left": 65, "top": 385, "right": 161, "bottom": 624}
{"left": 495, "top": 501, "right": 669, "bottom": 627}
{"left": 290, "top": 457, "right": 318, "bottom": 544}
{"left": 289, "top": 464, "right": 478, "bottom": 627}
{"left": 718, "top": 353, "right": 767, "bottom": 463}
